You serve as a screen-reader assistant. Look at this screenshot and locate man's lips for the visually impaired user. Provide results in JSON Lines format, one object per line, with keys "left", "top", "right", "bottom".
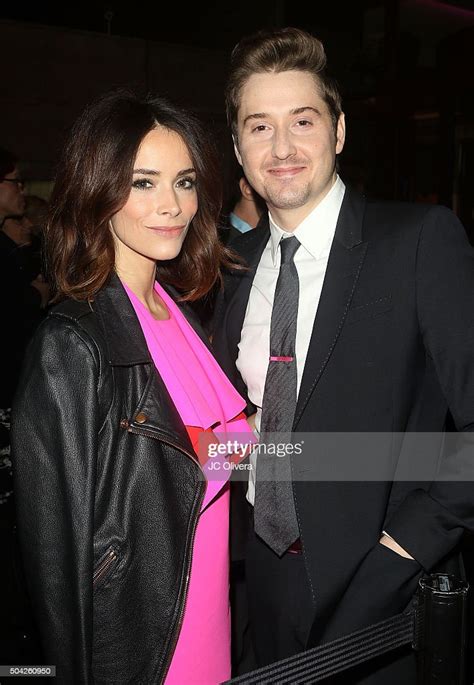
{"left": 266, "top": 166, "right": 306, "bottom": 177}
{"left": 146, "top": 225, "right": 186, "bottom": 236}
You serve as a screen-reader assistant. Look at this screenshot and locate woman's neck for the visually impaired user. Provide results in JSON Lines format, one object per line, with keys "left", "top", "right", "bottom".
{"left": 116, "top": 259, "right": 169, "bottom": 320}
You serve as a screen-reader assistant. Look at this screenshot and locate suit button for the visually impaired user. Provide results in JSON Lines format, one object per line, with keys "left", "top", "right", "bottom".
{"left": 120, "top": 418, "right": 129, "bottom": 429}
{"left": 135, "top": 412, "right": 148, "bottom": 424}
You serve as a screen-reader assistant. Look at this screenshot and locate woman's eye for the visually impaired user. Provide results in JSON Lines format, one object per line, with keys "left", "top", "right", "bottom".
{"left": 132, "top": 178, "right": 153, "bottom": 190}
{"left": 176, "top": 177, "right": 196, "bottom": 190}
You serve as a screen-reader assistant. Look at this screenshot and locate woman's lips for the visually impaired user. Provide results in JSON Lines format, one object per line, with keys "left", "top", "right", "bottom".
{"left": 146, "top": 225, "right": 186, "bottom": 237}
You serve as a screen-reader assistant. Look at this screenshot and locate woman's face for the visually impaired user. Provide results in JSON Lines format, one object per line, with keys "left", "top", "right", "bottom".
{"left": 110, "top": 126, "right": 198, "bottom": 271}
{"left": 0, "top": 167, "right": 26, "bottom": 219}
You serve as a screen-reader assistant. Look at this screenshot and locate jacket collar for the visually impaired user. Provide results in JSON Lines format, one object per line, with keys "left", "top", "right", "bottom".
{"left": 92, "top": 273, "right": 209, "bottom": 367}
{"left": 234, "top": 184, "right": 364, "bottom": 265}
{"left": 333, "top": 184, "right": 365, "bottom": 249}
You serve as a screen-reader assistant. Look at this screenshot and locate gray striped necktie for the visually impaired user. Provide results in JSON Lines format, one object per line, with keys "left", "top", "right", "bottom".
{"left": 254, "top": 235, "right": 301, "bottom": 556}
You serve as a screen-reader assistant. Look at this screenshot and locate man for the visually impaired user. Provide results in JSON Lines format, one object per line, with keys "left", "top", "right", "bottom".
{"left": 0, "top": 149, "right": 45, "bottom": 664}
{"left": 213, "top": 27, "right": 474, "bottom": 683}
{"left": 0, "top": 147, "right": 49, "bottom": 408}
{"left": 0, "top": 148, "right": 26, "bottom": 224}
{"left": 223, "top": 173, "right": 265, "bottom": 244}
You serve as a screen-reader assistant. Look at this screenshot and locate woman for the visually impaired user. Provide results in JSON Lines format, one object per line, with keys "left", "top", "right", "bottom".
{"left": 11, "top": 90, "right": 253, "bottom": 684}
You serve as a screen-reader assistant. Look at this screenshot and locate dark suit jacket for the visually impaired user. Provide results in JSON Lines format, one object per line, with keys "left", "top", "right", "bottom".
{"left": 213, "top": 186, "right": 474, "bottom": 644}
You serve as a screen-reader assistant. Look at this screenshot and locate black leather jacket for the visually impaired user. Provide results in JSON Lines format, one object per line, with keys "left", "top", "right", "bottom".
{"left": 11, "top": 275, "right": 209, "bottom": 684}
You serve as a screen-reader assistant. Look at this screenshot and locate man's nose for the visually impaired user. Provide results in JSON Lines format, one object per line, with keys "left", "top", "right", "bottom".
{"left": 271, "top": 128, "right": 296, "bottom": 160}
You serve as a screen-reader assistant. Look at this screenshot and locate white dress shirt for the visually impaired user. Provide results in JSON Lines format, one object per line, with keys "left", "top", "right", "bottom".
{"left": 236, "top": 176, "right": 346, "bottom": 504}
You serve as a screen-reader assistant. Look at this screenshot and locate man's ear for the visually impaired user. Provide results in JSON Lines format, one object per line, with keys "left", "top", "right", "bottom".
{"left": 233, "top": 134, "right": 243, "bottom": 166}
{"left": 239, "top": 176, "right": 253, "bottom": 200}
{"left": 336, "top": 113, "right": 346, "bottom": 155}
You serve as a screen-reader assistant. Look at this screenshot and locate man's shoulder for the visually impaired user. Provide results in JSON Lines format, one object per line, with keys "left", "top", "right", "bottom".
{"left": 365, "top": 195, "right": 449, "bottom": 220}
{"left": 362, "top": 194, "right": 459, "bottom": 241}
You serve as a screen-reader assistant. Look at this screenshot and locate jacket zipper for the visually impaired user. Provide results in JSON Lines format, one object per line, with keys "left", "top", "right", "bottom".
{"left": 93, "top": 547, "right": 119, "bottom": 588}
{"left": 127, "top": 425, "right": 206, "bottom": 682}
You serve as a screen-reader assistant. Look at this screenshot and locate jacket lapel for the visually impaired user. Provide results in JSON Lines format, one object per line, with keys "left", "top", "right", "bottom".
{"left": 294, "top": 188, "right": 368, "bottom": 427}
{"left": 223, "top": 221, "right": 271, "bottom": 364}
{"left": 93, "top": 273, "right": 152, "bottom": 366}
{"left": 92, "top": 273, "right": 195, "bottom": 454}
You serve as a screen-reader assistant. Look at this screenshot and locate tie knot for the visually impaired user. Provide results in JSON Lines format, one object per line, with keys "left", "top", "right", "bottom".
{"left": 279, "top": 235, "right": 300, "bottom": 264}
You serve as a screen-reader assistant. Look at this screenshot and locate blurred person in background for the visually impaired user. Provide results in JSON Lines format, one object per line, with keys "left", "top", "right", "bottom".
{"left": 0, "top": 149, "right": 49, "bottom": 409}
{"left": 0, "top": 149, "right": 46, "bottom": 663}
{"left": 23, "top": 194, "right": 48, "bottom": 238}
{"left": 0, "top": 148, "right": 25, "bottom": 224}
{"left": 220, "top": 170, "right": 264, "bottom": 246}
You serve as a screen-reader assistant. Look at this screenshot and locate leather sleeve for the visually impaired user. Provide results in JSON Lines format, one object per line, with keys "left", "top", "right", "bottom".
{"left": 11, "top": 315, "right": 100, "bottom": 684}
{"left": 385, "top": 206, "right": 474, "bottom": 569}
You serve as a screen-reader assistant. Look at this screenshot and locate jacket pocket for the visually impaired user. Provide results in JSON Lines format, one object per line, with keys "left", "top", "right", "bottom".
{"left": 346, "top": 295, "right": 392, "bottom": 325}
{"left": 93, "top": 545, "right": 120, "bottom": 590}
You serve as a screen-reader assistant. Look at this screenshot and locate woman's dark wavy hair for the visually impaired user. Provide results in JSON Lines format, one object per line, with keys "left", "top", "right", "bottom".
{"left": 46, "top": 89, "right": 233, "bottom": 302}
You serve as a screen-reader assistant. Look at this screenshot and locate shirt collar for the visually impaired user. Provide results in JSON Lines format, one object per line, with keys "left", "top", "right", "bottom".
{"left": 269, "top": 175, "right": 346, "bottom": 265}
{"left": 229, "top": 212, "right": 254, "bottom": 234}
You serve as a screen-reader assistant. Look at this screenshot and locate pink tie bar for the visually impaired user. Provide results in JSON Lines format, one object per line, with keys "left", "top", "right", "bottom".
{"left": 270, "top": 356, "right": 294, "bottom": 362}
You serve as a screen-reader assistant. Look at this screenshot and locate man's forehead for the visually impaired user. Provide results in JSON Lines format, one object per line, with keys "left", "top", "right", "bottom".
{"left": 238, "top": 70, "right": 324, "bottom": 119}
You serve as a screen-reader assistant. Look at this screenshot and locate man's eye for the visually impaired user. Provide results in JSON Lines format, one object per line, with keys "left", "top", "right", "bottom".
{"left": 132, "top": 178, "right": 153, "bottom": 190}
{"left": 296, "top": 119, "right": 312, "bottom": 127}
{"left": 252, "top": 124, "right": 268, "bottom": 133}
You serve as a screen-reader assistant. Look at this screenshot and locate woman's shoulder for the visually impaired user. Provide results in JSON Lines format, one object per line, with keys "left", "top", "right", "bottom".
{"left": 37, "top": 298, "right": 107, "bottom": 361}
{"left": 50, "top": 298, "right": 93, "bottom": 321}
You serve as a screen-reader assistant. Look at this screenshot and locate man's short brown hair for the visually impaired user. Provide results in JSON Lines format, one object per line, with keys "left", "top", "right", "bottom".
{"left": 225, "top": 27, "right": 342, "bottom": 139}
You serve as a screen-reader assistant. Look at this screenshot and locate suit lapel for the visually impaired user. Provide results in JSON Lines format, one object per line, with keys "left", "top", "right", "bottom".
{"left": 294, "top": 188, "right": 368, "bottom": 427}
{"left": 224, "top": 220, "right": 271, "bottom": 361}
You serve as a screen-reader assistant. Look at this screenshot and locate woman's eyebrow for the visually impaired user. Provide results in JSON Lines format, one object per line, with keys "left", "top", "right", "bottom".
{"left": 176, "top": 168, "right": 196, "bottom": 176}
{"left": 132, "top": 168, "right": 196, "bottom": 176}
{"left": 133, "top": 168, "right": 159, "bottom": 175}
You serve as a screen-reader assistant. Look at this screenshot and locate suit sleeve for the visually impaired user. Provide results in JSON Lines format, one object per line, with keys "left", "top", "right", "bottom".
{"left": 385, "top": 206, "right": 474, "bottom": 569}
{"left": 11, "top": 317, "right": 100, "bottom": 684}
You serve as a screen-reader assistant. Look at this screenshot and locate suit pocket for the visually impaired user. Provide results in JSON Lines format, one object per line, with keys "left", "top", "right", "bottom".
{"left": 346, "top": 295, "right": 392, "bottom": 324}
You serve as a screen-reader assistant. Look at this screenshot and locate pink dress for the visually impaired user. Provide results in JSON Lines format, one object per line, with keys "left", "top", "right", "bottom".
{"left": 123, "top": 281, "right": 254, "bottom": 685}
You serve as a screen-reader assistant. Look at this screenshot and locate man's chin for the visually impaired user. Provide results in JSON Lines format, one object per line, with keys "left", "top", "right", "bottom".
{"left": 265, "top": 191, "right": 309, "bottom": 211}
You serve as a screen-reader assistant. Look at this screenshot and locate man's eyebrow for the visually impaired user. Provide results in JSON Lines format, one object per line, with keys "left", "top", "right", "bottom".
{"left": 242, "top": 113, "right": 269, "bottom": 127}
{"left": 291, "top": 106, "right": 322, "bottom": 116}
{"left": 243, "top": 106, "right": 322, "bottom": 127}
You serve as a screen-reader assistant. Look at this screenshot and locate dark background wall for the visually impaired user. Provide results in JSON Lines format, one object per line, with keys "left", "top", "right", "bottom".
{"left": 1, "top": 1, "right": 473, "bottom": 237}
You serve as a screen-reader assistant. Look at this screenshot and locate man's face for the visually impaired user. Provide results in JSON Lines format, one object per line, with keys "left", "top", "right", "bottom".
{"left": 234, "top": 70, "right": 345, "bottom": 230}
{"left": 0, "top": 168, "right": 25, "bottom": 218}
